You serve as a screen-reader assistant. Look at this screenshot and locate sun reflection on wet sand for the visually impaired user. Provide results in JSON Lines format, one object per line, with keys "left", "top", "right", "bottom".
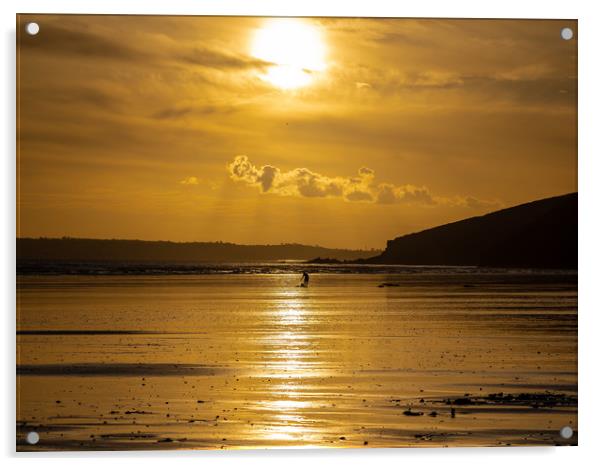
{"left": 253, "top": 288, "right": 325, "bottom": 445}
{"left": 17, "top": 274, "right": 577, "bottom": 449}
{"left": 264, "top": 290, "right": 315, "bottom": 377}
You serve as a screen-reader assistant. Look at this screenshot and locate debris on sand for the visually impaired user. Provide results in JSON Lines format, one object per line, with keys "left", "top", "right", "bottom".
{"left": 378, "top": 283, "right": 400, "bottom": 288}
{"left": 448, "top": 397, "right": 473, "bottom": 406}
{"left": 441, "top": 392, "right": 576, "bottom": 409}
{"left": 403, "top": 408, "right": 423, "bottom": 416}
{"left": 484, "top": 392, "right": 576, "bottom": 408}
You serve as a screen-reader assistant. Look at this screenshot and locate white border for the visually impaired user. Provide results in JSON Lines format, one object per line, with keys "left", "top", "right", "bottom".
{"left": 3, "top": 0, "right": 586, "bottom": 18}
{"left": 3, "top": 1, "right": 601, "bottom": 465}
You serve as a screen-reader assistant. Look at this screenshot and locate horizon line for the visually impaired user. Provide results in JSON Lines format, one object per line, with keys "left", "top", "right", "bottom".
{"left": 16, "top": 236, "right": 382, "bottom": 252}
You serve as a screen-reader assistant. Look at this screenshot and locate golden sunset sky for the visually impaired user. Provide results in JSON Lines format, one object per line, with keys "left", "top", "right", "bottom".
{"left": 17, "top": 15, "right": 577, "bottom": 249}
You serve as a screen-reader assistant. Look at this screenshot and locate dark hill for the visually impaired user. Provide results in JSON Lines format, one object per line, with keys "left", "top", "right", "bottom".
{"left": 16, "top": 238, "right": 379, "bottom": 263}
{"left": 370, "top": 193, "right": 577, "bottom": 268}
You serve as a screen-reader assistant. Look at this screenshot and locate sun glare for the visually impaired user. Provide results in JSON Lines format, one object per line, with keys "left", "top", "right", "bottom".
{"left": 251, "top": 19, "right": 327, "bottom": 89}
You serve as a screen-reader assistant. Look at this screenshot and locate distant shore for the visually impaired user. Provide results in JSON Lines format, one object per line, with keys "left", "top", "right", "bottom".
{"left": 16, "top": 237, "right": 380, "bottom": 263}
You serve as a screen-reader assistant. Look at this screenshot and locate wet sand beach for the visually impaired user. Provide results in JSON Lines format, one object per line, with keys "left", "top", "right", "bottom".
{"left": 16, "top": 269, "right": 577, "bottom": 450}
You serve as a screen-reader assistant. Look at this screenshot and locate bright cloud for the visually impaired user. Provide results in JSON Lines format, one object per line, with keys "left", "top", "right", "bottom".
{"left": 227, "top": 156, "right": 501, "bottom": 210}
{"left": 228, "top": 155, "right": 437, "bottom": 205}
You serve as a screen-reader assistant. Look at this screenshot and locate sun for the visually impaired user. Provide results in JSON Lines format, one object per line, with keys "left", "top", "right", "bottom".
{"left": 251, "top": 19, "right": 327, "bottom": 89}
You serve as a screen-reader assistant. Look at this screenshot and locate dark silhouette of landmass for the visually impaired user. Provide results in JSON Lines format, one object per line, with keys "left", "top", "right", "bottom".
{"left": 16, "top": 238, "right": 379, "bottom": 263}
{"left": 364, "top": 192, "right": 577, "bottom": 268}
{"left": 17, "top": 193, "right": 577, "bottom": 269}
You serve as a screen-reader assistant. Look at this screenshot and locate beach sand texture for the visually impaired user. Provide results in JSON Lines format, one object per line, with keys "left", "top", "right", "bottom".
{"left": 16, "top": 271, "right": 577, "bottom": 450}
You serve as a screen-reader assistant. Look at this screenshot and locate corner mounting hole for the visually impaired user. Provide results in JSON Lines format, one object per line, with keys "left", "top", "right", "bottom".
{"left": 26, "top": 431, "right": 40, "bottom": 445}
{"left": 25, "top": 22, "right": 39, "bottom": 36}
{"left": 560, "top": 27, "right": 573, "bottom": 40}
{"left": 559, "top": 425, "right": 573, "bottom": 439}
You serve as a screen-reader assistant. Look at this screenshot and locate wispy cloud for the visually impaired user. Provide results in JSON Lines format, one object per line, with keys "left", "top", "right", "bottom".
{"left": 20, "top": 24, "right": 146, "bottom": 61}
{"left": 179, "top": 176, "right": 199, "bottom": 185}
{"left": 179, "top": 47, "right": 271, "bottom": 70}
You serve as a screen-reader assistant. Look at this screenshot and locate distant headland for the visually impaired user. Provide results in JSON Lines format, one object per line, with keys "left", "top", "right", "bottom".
{"left": 309, "top": 193, "right": 577, "bottom": 269}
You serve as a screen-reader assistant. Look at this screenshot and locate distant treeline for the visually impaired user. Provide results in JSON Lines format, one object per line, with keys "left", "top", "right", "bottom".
{"left": 16, "top": 238, "right": 380, "bottom": 262}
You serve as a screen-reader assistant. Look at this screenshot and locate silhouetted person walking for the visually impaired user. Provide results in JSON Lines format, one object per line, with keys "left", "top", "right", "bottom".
{"left": 300, "top": 271, "right": 310, "bottom": 287}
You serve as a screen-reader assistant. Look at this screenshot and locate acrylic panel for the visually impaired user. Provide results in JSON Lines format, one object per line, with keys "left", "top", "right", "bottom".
{"left": 16, "top": 15, "right": 577, "bottom": 450}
